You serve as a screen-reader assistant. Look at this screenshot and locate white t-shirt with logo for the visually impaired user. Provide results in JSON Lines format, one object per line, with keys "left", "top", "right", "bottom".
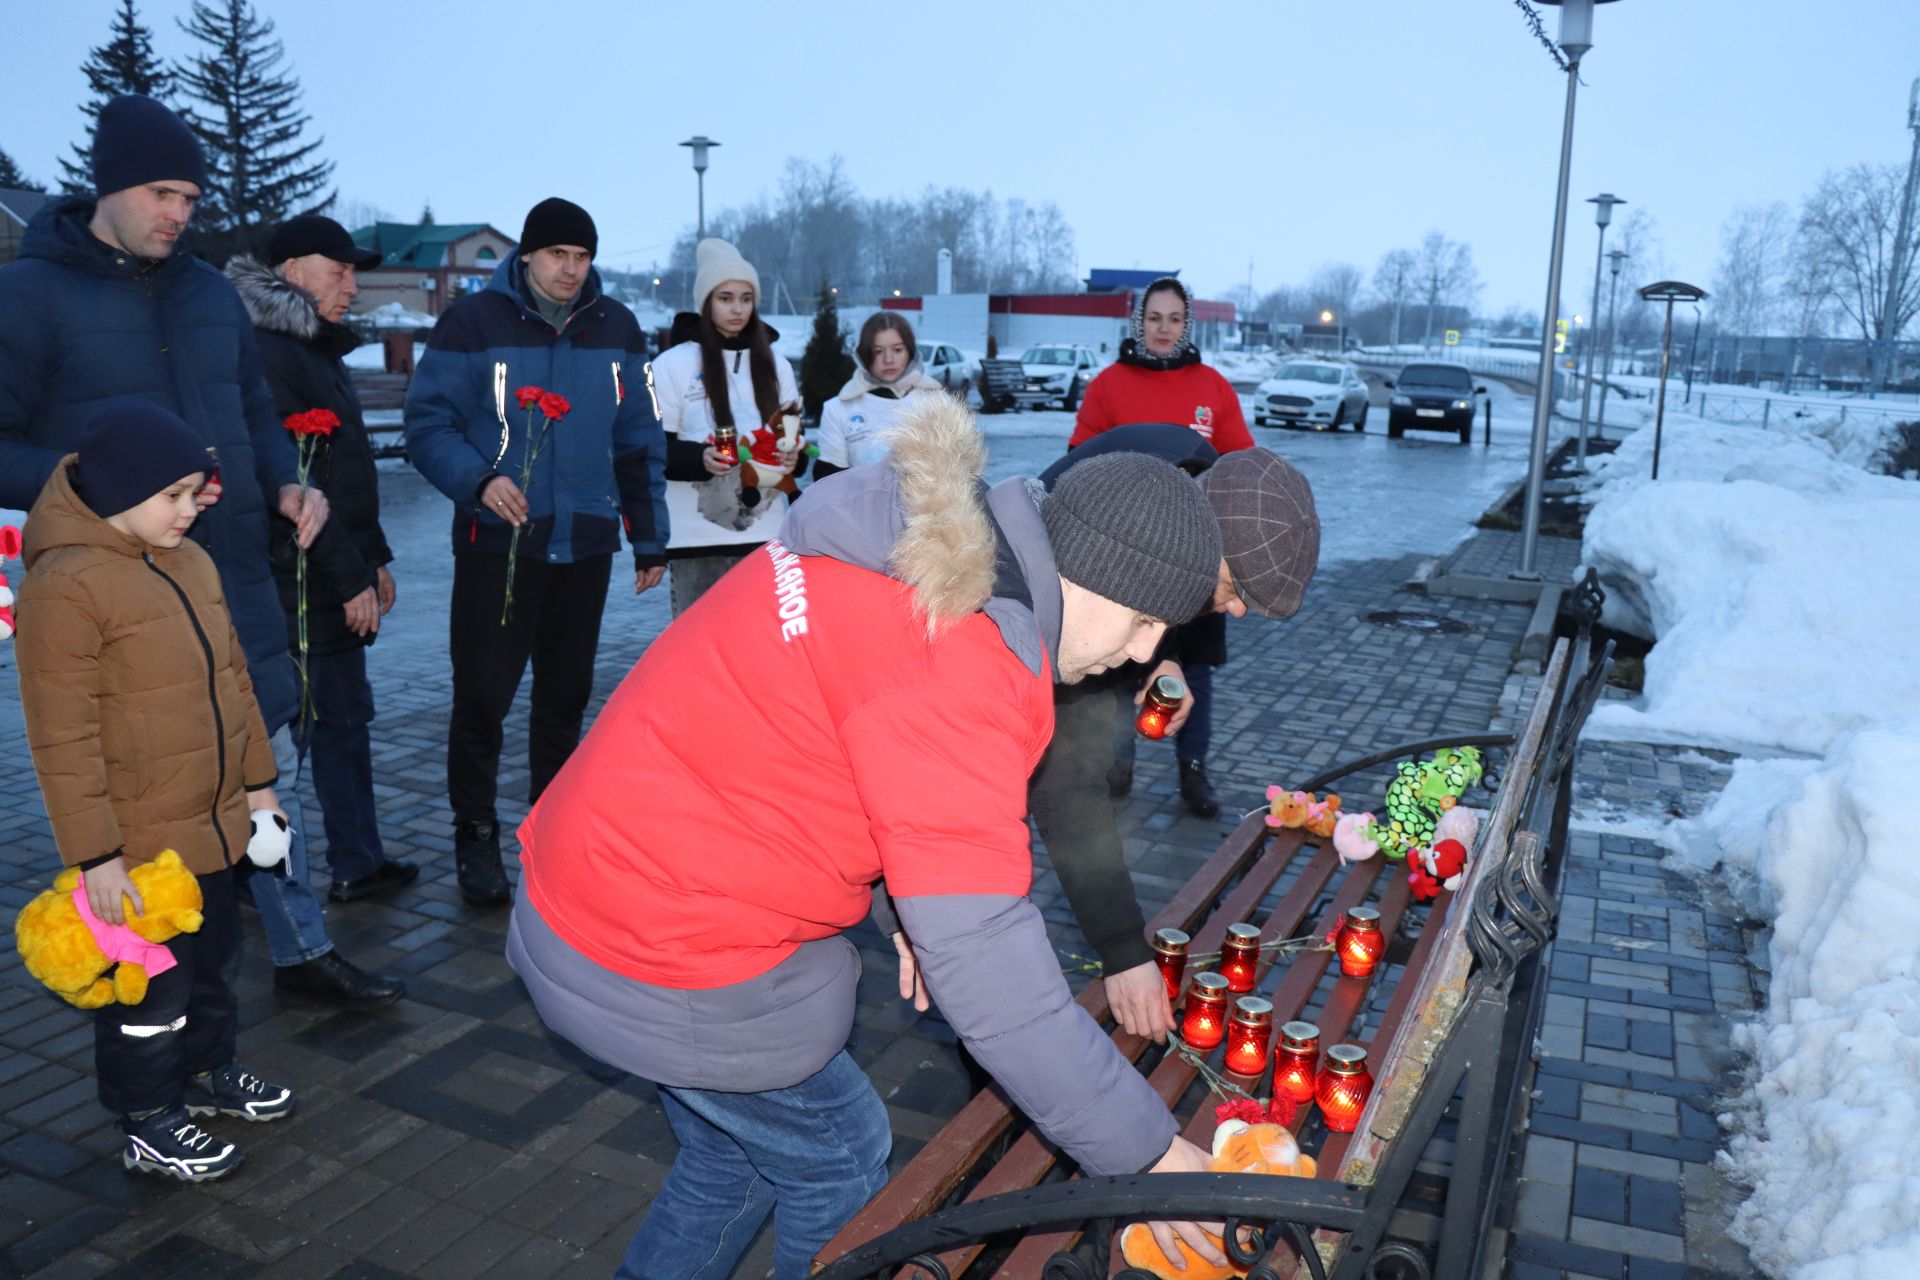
{"left": 815, "top": 385, "right": 939, "bottom": 471}
{"left": 650, "top": 340, "right": 800, "bottom": 552}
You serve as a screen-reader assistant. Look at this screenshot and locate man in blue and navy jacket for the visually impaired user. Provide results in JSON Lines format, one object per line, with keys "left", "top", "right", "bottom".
{"left": 403, "top": 196, "right": 668, "bottom": 907}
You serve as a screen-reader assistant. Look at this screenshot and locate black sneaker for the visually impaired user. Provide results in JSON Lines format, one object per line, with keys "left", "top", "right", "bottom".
{"left": 1178, "top": 760, "right": 1221, "bottom": 819}
{"left": 186, "top": 1063, "right": 297, "bottom": 1122}
{"left": 121, "top": 1107, "right": 243, "bottom": 1182}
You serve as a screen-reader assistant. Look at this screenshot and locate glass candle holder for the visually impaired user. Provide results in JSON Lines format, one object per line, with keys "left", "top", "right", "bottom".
{"left": 712, "top": 424, "right": 739, "bottom": 464}
{"left": 1150, "top": 928, "right": 1191, "bottom": 1003}
{"left": 1316, "top": 1043, "right": 1374, "bottom": 1134}
{"left": 1220, "top": 922, "right": 1263, "bottom": 993}
{"left": 1273, "top": 1020, "right": 1322, "bottom": 1104}
{"left": 1224, "top": 997, "right": 1274, "bottom": 1077}
{"left": 1135, "top": 674, "right": 1187, "bottom": 740}
{"left": 1181, "top": 972, "right": 1231, "bottom": 1051}
{"left": 1336, "top": 906, "right": 1385, "bottom": 977}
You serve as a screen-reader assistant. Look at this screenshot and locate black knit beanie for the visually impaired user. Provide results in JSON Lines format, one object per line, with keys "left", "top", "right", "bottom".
{"left": 519, "top": 197, "right": 598, "bottom": 258}
{"left": 92, "top": 94, "right": 208, "bottom": 197}
{"left": 1043, "top": 452, "right": 1222, "bottom": 624}
{"left": 75, "top": 402, "right": 211, "bottom": 518}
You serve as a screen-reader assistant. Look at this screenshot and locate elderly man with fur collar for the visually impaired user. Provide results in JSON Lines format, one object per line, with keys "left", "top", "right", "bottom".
{"left": 509, "top": 397, "right": 1238, "bottom": 1277}
{"left": 227, "top": 216, "right": 419, "bottom": 918}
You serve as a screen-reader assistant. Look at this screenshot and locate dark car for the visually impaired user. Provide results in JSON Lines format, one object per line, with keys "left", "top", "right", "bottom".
{"left": 1384, "top": 363, "right": 1486, "bottom": 443}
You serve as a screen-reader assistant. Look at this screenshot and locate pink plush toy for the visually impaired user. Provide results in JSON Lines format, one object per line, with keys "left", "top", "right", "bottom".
{"left": 1333, "top": 811, "right": 1379, "bottom": 864}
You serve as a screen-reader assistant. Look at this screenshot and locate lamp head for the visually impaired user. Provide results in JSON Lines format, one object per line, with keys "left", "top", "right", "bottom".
{"left": 1537, "top": 0, "right": 1620, "bottom": 60}
{"left": 679, "top": 135, "right": 720, "bottom": 174}
{"left": 1586, "top": 192, "right": 1625, "bottom": 229}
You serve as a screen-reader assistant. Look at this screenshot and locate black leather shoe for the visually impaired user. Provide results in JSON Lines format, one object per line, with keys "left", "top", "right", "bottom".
{"left": 1106, "top": 760, "right": 1134, "bottom": 799}
{"left": 1178, "top": 760, "right": 1221, "bottom": 819}
{"left": 454, "top": 819, "right": 511, "bottom": 908}
{"left": 273, "top": 951, "right": 405, "bottom": 1009}
{"left": 328, "top": 858, "right": 419, "bottom": 903}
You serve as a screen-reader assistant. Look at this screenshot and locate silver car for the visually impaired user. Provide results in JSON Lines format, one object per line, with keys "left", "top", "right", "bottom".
{"left": 1254, "top": 360, "right": 1372, "bottom": 431}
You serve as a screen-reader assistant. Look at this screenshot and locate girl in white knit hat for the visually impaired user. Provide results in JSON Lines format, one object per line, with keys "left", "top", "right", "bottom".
{"left": 648, "top": 238, "right": 803, "bottom": 614}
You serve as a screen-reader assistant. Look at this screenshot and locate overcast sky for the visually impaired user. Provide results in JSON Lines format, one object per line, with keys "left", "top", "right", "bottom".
{"left": 5, "top": 0, "right": 1916, "bottom": 313}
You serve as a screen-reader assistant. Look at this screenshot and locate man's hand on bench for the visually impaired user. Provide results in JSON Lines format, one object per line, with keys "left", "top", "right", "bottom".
{"left": 891, "top": 932, "right": 930, "bottom": 1012}
{"left": 1105, "top": 960, "right": 1177, "bottom": 1043}
{"left": 1144, "top": 1136, "right": 1233, "bottom": 1269}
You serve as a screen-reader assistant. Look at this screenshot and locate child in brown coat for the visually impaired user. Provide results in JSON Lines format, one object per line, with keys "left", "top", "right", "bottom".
{"left": 16, "top": 402, "right": 299, "bottom": 1181}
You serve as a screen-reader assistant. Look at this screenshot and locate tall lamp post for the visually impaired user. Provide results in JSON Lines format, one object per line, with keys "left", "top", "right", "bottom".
{"left": 1575, "top": 193, "right": 1625, "bottom": 464}
{"left": 1518, "top": 0, "right": 1619, "bottom": 580}
{"left": 678, "top": 135, "right": 720, "bottom": 239}
{"left": 1595, "top": 246, "right": 1629, "bottom": 433}
{"left": 1872, "top": 76, "right": 1920, "bottom": 396}
{"left": 1638, "top": 281, "right": 1708, "bottom": 481}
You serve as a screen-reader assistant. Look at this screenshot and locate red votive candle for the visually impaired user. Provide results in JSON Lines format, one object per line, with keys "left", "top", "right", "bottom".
{"left": 1220, "top": 922, "right": 1263, "bottom": 993}
{"left": 1336, "top": 906, "right": 1385, "bottom": 977}
{"left": 1181, "top": 972, "right": 1231, "bottom": 1050}
{"left": 1273, "top": 1020, "right": 1322, "bottom": 1104}
{"left": 1151, "top": 928, "right": 1191, "bottom": 1003}
{"left": 1316, "top": 1043, "right": 1374, "bottom": 1133}
{"left": 1135, "top": 674, "right": 1187, "bottom": 740}
{"left": 712, "top": 424, "right": 738, "bottom": 464}
{"left": 1225, "top": 997, "right": 1274, "bottom": 1077}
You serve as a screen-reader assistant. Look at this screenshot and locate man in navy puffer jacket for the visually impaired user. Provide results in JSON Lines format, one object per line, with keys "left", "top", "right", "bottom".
{"left": 0, "top": 94, "right": 404, "bottom": 1010}
{"left": 403, "top": 196, "right": 668, "bottom": 907}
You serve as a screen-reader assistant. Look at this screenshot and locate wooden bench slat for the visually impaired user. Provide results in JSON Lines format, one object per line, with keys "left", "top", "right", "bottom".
{"left": 818, "top": 815, "right": 1283, "bottom": 1267}
{"left": 909, "top": 828, "right": 1316, "bottom": 1277}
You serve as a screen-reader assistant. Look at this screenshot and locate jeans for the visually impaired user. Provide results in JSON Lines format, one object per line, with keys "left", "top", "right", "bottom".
{"left": 95, "top": 867, "right": 239, "bottom": 1115}
{"left": 1175, "top": 660, "right": 1214, "bottom": 766}
{"left": 617, "top": 1050, "right": 892, "bottom": 1280}
{"left": 299, "top": 645, "right": 385, "bottom": 882}
{"left": 667, "top": 551, "right": 750, "bottom": 617}
{"left": 248, "top": 724, "right": 335, "bottom": 966}
{"left": 447, "top": 552, "right": 611, "bottom": 825}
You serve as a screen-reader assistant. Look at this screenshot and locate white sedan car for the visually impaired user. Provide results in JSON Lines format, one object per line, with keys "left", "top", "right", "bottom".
{"left": 1254, "top": 361, "right": 1371, "bottom": 431}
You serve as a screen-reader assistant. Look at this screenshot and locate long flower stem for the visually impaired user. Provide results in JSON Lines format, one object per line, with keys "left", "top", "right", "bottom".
{"left": 295, "top": 437, "right": 315, "bottom": 725}
{"left": 500, "top": 410, "right": 555, "bottom": 625}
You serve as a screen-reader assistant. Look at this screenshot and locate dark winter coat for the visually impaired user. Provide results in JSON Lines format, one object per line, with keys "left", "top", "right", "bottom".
{"left": 226, "top": 256, "right": 394, "bottom": 657}
{"left": 402, "top": 253, "right": 668, "bottom": 567}
{"left": 16, "top": 459, "right": 278, "bottom": 876}
{"left": 0, "top": 196, "right": 300, "bottom": 732}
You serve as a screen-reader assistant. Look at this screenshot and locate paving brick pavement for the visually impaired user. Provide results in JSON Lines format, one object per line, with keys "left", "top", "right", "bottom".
{"left": 0, "top": 469, "right": 1761, "bottom": 1278}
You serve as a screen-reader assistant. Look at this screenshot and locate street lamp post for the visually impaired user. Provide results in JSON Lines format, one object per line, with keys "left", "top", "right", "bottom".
{"left": 1871, "top": 76, "right": 1920, "bottom": 396}
{"left": 678, "top": 135, "right": 720, "bottom": 239}
{"left": 1638, "top": 281, "right": 1708, "bottom": 481}
{"left": 1518, "top": 0, "right": 1619, "bottom": 580}
{"left": 1596, "top": 246, "right": 1628, "bottom": 433}
{"left": 1575, "top": 193, "right": 1624, "bottom": 465}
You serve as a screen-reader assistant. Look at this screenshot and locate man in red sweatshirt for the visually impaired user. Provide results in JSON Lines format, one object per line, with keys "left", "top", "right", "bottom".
{"left": 508, "top": 396, "right": 1235, "bottom": 1278}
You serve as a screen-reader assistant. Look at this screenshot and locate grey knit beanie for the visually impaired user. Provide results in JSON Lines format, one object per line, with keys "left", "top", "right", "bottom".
{"left": 1043, "top": 452, "right": 1223, "bottom": 624}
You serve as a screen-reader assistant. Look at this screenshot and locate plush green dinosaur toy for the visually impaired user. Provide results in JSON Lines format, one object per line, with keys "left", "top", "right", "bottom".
{"left": 1362, "top": 746, "right": 1484, "bottom": 861}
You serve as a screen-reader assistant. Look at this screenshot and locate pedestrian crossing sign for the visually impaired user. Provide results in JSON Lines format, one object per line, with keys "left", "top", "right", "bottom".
{"left": 1444, "top": 330, "right": 1459, "bottom": 346}
{"left": 1554, "top": 319, "right": 1569, "bottom": 354}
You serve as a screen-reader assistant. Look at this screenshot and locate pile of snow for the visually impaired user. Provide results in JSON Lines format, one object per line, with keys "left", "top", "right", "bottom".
{"left": 361, "top": 301, "right": 437, "bottom": 331}
{"left": 1579, "top": 415, "right": 1920, "bottom": 758}
{"left": 1210, "top": 349, "right": 1284, "bottom": 383}
{"left": 1669, "top": 729, "right": 1920, "bottom": 1278}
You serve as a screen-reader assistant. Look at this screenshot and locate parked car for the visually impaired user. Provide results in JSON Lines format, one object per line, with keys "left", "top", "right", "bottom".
{"left": 1016, "top": 344, "right": 1102, "bottom": 410}
{"left": 1385, "top": 363, "right": 1486, "bottom": 443}
{"left": 1253, "top": 360, "right": 1371, "bottom": 431}
{"left": 921, "top": 342, "right": 978, "bottom": 397}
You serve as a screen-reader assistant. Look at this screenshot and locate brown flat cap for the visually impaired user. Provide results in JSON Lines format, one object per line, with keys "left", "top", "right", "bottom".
{"left": 1202, "top": 449, "right": 1320, "bottom": 619}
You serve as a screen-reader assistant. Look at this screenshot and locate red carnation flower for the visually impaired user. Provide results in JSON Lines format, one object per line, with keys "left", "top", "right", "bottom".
{"left": 515, "top": 385, "right": 545, "bottom": 409}
{"left": 1214, "top": 1098, "right": 1266, "bottom": 1127}
{"left": 538, "top": 392, "right": 571, "bottom": 422}
{"left": 285, "top": 409, "right": 339, "bottom": 437}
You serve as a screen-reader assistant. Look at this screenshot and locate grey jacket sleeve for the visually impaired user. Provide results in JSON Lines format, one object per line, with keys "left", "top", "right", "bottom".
{"left": 870, "top": 882, "right": 901, "bottom": 938}
{"left": 894, "top": 893, "right": 1177, "bottom": 1176}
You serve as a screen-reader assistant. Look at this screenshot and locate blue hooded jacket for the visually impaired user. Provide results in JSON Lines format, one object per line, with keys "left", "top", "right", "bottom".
{"left": 0, "top": 196, "right": 300, "bottom": 732}
{"left": 402, "top": 253, "right": 667, "bottom": 567}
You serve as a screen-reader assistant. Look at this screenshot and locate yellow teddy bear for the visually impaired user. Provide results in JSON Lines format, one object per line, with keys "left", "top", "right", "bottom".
{"left": 1120, "top": 1119, "right": 1319, "bottom": 1279}
{"left": 14, "top": 850, "right": 204, "bottom": 1008}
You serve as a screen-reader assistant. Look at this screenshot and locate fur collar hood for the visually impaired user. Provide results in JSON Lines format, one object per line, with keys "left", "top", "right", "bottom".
{"left": 777, "top": 394, "right": 1060, "bottom": 676}
{"left": 835, "top": 359, "right": 943, "bottom": 403}
{"left": 226, "top": 254, "right": 322, "bottom": 340}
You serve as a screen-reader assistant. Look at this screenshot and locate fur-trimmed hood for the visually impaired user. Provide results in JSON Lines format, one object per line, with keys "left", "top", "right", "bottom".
{"left": 778, "top": 394, "right": 1061, "bottom": 677}
{"left": 225, "top": 254, "right": 323, "bottom": 340}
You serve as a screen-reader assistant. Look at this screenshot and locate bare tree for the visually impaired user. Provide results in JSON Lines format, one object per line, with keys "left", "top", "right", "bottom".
{"left": 1307, "top": 262, "right": 1364, "bottom": 324}
{"left": 1414, "top": 232, "right": 1479, "bottom": 348}
{"left": 1796, "top": 163, "right": 1920, "bottom": 351}
{"left": 1609, "top": 208, "right": 1667, "bottom": 351}
{"left": 332, "top": 196, "right": 392, "bottom": 233}
{"left": 1711, "top": 202, "right": 1791, "bottom": 338}
{"left": 1370, "top": 248, "right": 1419, "bottom": 348}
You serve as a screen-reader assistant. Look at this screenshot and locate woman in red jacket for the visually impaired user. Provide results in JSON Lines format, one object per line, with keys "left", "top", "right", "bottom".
{"left": 1067, "top": 277, "right": 1253, "bottom": 451}
{"left": 1069, "top": 277, "right": 1254, "bottom": 817}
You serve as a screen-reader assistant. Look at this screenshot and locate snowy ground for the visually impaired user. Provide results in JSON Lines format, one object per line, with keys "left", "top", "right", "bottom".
{"left": 1574, "top": 398, "right": 1920, "bottom": 1277}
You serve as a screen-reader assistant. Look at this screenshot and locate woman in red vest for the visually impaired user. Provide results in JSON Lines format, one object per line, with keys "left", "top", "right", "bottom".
{"left": 1068, "top": 277, "right": 1254, "bottom": 817}
{"left": 1067, "top": 277, "right": 1253, "bottom": 451}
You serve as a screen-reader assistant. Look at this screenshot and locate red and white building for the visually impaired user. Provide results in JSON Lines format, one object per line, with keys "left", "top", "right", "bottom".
{"left": 881, "top": 283, "right": 1236, "bottom": 358}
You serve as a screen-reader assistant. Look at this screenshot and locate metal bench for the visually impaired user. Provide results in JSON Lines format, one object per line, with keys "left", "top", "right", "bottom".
{"left": 814, "top": 611, "right": 1612, "bottom": 1279}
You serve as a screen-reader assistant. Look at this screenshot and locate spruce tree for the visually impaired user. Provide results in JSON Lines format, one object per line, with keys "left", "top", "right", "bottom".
{"left": 0, "top": 148, "right": 43, "bottom": 192}
{"left": 420, "top": 201, "right": 435, "bottom": 226}
{"left": 174, "top": 0, "right": 333, "bottom": 255}
{"left": 58, "top": 0, "right": 173, "bottom": 194}
{"left": 799, "top": 282, "right": 855, "bottom": 419}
